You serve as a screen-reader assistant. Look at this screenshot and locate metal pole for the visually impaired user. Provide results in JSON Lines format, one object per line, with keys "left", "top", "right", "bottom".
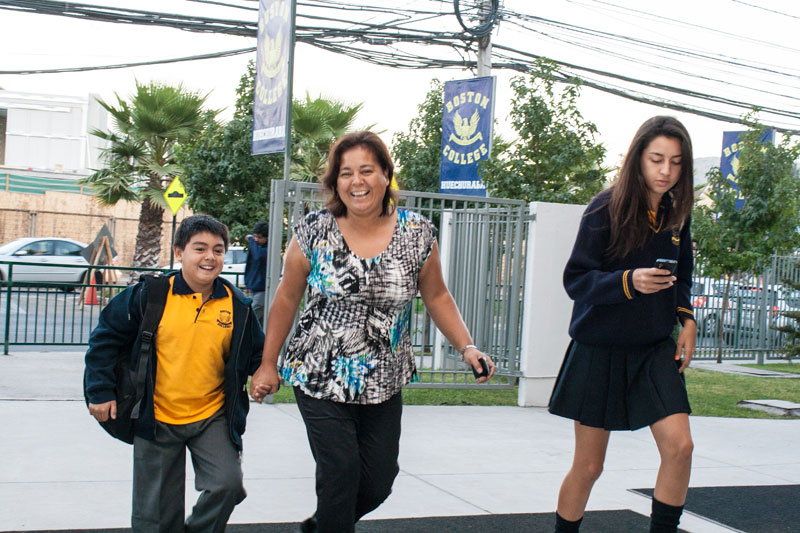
{"left": 4, "top": 264, "right": 13, "bottom": 355}
{"left": 169, "top": 215, "right": 177, "bottom": 269}
{"left": 282, "top": 0, "right": 297, "bottom": 181}
{"left": 477, "top": 0, "right": 493, "bottom": 77}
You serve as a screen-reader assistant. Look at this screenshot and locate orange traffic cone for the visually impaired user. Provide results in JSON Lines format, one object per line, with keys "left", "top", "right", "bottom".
{"left": 84, "top": 273, "right": 99, "bottom": 305}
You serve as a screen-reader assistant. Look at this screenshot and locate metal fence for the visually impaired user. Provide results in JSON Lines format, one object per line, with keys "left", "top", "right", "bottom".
{"left": 265, "top": 180, "right": 528, "bottom": 388}
{"left": 4, "top": 232, "right": 799, "bottom": 369}
{"left": 692, "top": 254, "right": 800, "bottom": 363}
{"left": 0, "top": 262, "right": 244, "bottom": 355}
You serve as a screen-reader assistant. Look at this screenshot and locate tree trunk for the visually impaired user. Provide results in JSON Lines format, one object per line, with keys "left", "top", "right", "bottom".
{"left": 716, "top": 277, "right": 732, "bottom": 364}
{"left": 132, "top": 173, "right": 165, "bottom": 271}
{"left": 716, "top": 239, "right": 740, "bottom": 363}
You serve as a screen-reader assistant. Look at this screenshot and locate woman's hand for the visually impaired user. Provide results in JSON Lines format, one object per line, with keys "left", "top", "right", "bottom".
{"left": 632, "top": 267, "right": 676, "bottom": 294}
{"left": 463, "top": 347, "right": 496, "bottom": 384}
{"left": 250, "top": 363, "right": 281, "bottom": 402}
{"left": 675, "top": 319, "right": 696, "bottom": 372}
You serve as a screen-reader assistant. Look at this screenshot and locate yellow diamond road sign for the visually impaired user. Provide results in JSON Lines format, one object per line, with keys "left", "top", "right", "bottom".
{"left": 164, "top": 177, "right": 187, "bottom": 216}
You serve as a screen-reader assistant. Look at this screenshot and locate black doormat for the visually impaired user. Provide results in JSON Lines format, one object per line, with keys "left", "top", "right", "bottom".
{"left": 632, "top": 484, "right": 800, "bottom": 532}
{"left": 5, "top": 509, "right": 650, "bottom": 533}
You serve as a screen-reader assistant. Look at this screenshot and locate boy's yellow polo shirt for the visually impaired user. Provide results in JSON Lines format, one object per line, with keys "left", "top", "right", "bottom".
{"left": 153, "top": 273, "right": 234, "bottom": 425}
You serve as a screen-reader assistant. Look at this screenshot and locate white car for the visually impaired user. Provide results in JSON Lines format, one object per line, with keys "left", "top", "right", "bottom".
{"left": 0, "top": 237, "right": 90, "bottom": 284}
{"left": 162, "top": 245, "right": 247, "bottom": 287}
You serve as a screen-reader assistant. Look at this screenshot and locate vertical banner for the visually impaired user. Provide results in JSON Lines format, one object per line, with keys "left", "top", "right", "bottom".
{"left": 720, "top": 129, "right": 775, "bottom": 210}
{"left": 439, "top": 76, "right": 496, "bottom": 196}
{"left": 252, "top": 0, "right": 291, "bottom": 155}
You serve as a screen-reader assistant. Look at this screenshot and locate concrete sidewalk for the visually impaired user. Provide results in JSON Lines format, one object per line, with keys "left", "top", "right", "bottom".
{"left": 1, "top": 351, "right": 799, "bottom": 532}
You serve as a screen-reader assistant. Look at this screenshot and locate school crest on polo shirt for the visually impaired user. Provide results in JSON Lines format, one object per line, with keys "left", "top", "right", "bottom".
{"left": 217, "top": 310, "right": 233, "bottom": 328}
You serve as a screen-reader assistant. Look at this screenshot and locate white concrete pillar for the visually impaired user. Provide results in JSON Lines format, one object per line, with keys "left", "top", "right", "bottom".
{"left": 518, "top": 201, "right": 586, "bottom": 407}
{"left": 432, "top": 211, "right": 453, "bottom": 370}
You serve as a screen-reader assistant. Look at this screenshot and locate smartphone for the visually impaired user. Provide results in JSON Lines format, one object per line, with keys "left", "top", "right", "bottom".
{"left": 654, "top": 258, "right": 678, "bottom": 275}
{"left": 472, "top": 357, "right": 490, "bottom": 379}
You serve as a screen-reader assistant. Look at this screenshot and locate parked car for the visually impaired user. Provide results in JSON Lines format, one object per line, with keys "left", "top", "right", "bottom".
{"left": 691, "top": 276, "right": 726, "bottom": 337}
{"left": 0, "top": 237, "right": 90, "bottom": 286}
{"left": 718, "top": 284, "right": 794, "bottom": 348}
{"left": 161, "top": 245, "right": 247, "bottom": 288}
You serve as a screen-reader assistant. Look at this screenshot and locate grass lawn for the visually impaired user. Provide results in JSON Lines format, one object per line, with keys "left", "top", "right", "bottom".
{"left": 738, "top": 363, "right": 800, "bottom": 374}
{"left": 259, "top": 369, "right": 799, "bottom": 419}
{"left": 684, "top": 368, "right": 800, "bottom": 418}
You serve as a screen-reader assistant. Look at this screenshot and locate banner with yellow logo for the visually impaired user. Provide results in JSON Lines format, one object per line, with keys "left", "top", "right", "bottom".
{"left": 720, "top": 129, "right": 774, "bottom": 210}
{"left": 439, "top": 76, "right": 496, "bottom": 196}
{"left": 252, "top": 0, "right": 290, "bottom": 155}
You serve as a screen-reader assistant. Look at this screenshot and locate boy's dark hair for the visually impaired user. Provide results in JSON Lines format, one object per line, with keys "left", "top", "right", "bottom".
{"left": 252, "top": 221, "right": 269, "bottom": 238}
{"left": 174, "top": 214, "right": 229, "bottom": 251}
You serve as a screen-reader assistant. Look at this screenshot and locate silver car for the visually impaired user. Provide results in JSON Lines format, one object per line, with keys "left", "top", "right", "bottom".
{"left": 0, "top": 237, "right": 89, "bottom": 284}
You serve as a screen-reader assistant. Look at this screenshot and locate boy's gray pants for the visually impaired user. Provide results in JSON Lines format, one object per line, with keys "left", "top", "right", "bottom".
{"left": 131, "top": 410, "right": 245, "bottom": 532}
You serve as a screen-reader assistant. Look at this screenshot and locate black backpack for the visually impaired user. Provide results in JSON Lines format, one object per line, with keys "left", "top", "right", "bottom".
{"left": 84, "top": 274, "right": 171, "bottom": 444}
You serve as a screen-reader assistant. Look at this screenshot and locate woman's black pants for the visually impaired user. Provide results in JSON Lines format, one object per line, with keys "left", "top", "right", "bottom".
{"left": 294, "top": 387, "right": 402, "bottom": 533}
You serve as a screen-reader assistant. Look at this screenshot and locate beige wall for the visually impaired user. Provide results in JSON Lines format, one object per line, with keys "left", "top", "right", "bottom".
{"left": 0, "top": 191, "right": 192, "bottom": 267}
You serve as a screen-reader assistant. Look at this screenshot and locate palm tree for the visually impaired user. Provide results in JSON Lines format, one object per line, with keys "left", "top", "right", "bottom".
{"left": 291, "top": 94, "right": 365, "bottom": 181}
{"left": 82, "top": 82, "right": 212, "bottom": 269}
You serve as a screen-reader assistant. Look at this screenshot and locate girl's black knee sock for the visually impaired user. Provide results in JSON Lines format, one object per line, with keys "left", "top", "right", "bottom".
{"left": 649, "top": 497, "right": 684, "bottom": 532}
{"left": 555, "top": 512, "right": 583, "bottom": 532}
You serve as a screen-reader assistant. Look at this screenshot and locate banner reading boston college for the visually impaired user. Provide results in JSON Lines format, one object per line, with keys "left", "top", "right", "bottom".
{"left": 439, "top": 76, "right": 496, "bottom": 196}
{"left": 720, "top": 129, "right": 775, "bottom": 210}
{"left": 252, "top": 0, "right": 290, "bottom": 155}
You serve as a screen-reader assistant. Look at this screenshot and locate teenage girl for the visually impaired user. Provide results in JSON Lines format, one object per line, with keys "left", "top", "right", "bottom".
{"left": 549, "top": 116, "right": 696, "bottom": 533}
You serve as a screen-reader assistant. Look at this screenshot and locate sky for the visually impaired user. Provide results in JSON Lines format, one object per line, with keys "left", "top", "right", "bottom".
{"left": 1, "top": 0, "right": 799, "bottom": 168}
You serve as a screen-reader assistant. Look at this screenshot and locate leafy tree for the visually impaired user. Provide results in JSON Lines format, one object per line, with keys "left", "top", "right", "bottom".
{"left": 82, "top": 82, "right": 211, "bottom": 268}
{"left": 177, "top": 62, "right": 365, "bottom": 242}
{"left": 480, "top": 60, "right": 607, "bottom": 203}
{"left": 391, "top": 79, "right": 445, "bottom": 193}
{"left": 291, "top": 94, "right": 364, "bottom": 182}
{"left": 693, "top": 114, "right": 800, "bottom": 362}
{"left": 177, "top": 62, "right": 281, "bottom": 242}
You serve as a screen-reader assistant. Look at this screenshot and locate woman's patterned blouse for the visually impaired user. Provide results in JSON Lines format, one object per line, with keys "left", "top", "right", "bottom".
{"left": 281, "top": 208, "right": 437, "bottom": 404}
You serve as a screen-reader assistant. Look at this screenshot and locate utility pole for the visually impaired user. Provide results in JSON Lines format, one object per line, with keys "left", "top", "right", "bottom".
{"left": 477, "top": 0, "right": 493, "bottom": 77}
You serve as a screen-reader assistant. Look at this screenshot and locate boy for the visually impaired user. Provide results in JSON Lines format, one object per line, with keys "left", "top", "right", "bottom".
{"left": 244, "top": 220, "right": 269, "bottom": 322}
{"left": 85, "top": 214, "right": 265, "bottom": 532}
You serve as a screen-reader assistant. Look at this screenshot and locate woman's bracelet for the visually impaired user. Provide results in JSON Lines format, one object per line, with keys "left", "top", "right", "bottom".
{"left": 459, "top": 344, "right": 477, "bottom": 360}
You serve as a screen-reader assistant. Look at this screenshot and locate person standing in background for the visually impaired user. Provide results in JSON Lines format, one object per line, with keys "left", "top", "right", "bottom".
{"left": 245, "top": 221, "right": 269, "bottom": 324}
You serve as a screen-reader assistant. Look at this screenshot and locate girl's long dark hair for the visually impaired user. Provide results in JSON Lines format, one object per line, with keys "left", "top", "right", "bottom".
{"left": 606, "top": 116, "right": 694, "bottom": 259}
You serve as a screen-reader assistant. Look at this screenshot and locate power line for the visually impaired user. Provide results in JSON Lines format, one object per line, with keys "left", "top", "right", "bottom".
{"left": 0, "top": 47, "right": 256, "bottom": 75}
{"left": 730, "top": 0, "right": 800, "bottom": 21}
{"left": 1, "top": 0, "right": 798, "bottom": 133}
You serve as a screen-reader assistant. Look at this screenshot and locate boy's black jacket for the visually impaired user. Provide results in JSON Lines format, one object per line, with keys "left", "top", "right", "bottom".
{"left": 84, "top": 272, "right": 265, "bottom": 450}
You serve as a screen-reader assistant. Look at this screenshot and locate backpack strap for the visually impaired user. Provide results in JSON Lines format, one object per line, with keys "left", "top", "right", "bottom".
{"left": 130, "top": 274, "right": 171, "bottom": 420}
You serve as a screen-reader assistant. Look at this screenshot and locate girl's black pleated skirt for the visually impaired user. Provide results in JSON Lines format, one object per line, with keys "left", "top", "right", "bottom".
{"left": 548, "top": 337, "right": 691, "bottom": 431}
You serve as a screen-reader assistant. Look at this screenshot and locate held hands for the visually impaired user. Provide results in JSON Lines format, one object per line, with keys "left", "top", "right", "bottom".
{"left": 632, "top": 267, "right": 676, "bottom": 295}
{"left": 675, "top": 319, "right": 696, "bottom": 372}
{"left": 463, "top": 347, "right": 496, "bottom": 384}
{"left": 250, "top": 363, "right": 281, "bottom": 403}
{"left": 88, "top": 400, "right": 116, "bottom": 422}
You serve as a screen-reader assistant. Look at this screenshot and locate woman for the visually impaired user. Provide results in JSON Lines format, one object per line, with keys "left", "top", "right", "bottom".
{"left": 548, "top": 116, "right": 696, "bottom": 533}
{"left": 250, "top": 131, "right": 495, "bottom": 533}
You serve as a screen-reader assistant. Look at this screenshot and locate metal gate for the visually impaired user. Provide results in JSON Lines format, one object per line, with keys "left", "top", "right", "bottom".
{"left": 693, "top": 254, "right": 800, "bottom": 363}
{"left": 265, "top": 180, "right": 527, "bottom": 388}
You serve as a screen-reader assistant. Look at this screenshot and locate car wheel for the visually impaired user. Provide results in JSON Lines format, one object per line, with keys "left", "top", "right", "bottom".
{"left": 702, "top": 314, "right": 719, "bottom": 337}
